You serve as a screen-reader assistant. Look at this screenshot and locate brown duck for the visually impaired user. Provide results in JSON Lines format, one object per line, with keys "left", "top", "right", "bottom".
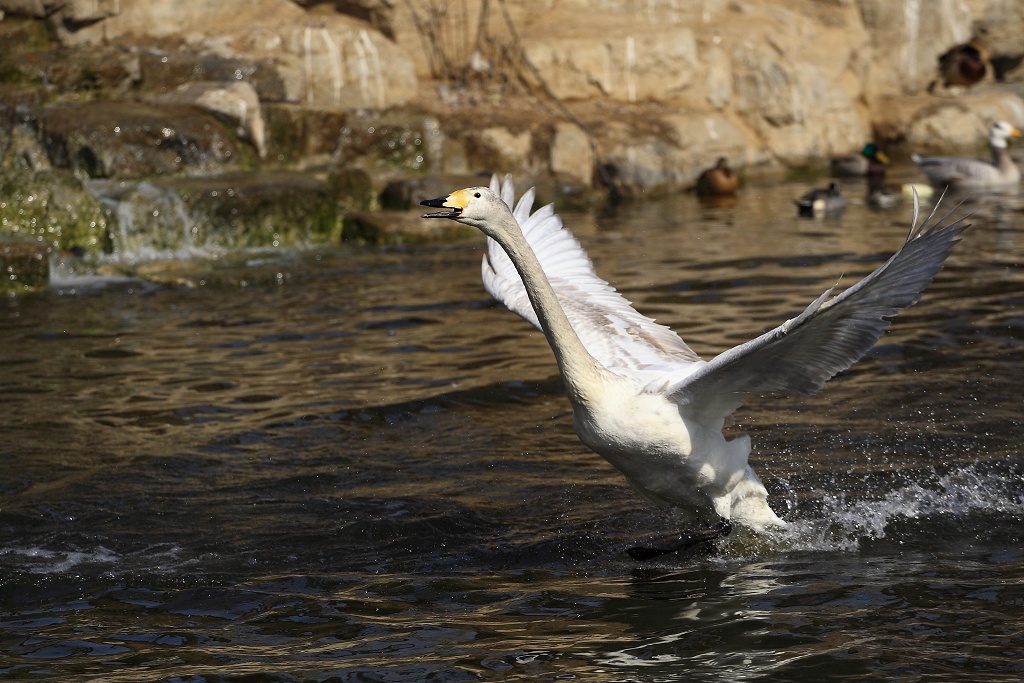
{"left": 695, "top": 157, "right": 739, "bottom": 195}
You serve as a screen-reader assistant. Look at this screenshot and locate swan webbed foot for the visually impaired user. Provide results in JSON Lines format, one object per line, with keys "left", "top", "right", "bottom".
{"left": 626, "top": 518, "right": 733, "bottom": 561}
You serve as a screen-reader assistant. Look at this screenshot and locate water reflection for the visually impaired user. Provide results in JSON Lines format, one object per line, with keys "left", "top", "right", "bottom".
{"left": 0, "top": 170, "right": 1022, "bottom": 680}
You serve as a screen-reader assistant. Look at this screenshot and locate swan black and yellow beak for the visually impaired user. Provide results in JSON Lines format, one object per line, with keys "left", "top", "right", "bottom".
{"left": 421, "top": 189, "right": 470, "bottom": 218}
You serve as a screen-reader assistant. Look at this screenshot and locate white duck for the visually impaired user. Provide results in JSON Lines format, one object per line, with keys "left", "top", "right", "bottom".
{"left": 912, "top": 121, "right": 1022, "bottom": 189}
{"left": 421, "top": 177, "right": 967, "bottom": 559}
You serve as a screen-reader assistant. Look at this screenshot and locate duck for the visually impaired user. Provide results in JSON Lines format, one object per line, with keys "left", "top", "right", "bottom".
{"left": 912, "top": 120, "right": 1022, "bottom": 189}
{"left": 796, "top": 182, "right": 848, "bottom": 217}
{"left": 421, "top": 175, "right": 967, "bottom": 559}
{"left": 929, "top": 40, "right": 989, "bottom": 93}
{"left": 866, "top": 180, "right": 904, "bottom": 210}
{"left": 830, "top": 143, "right": 890, "bottom": 177}
{"left": 695, "top": 157, "right": 740, "bottom": 195}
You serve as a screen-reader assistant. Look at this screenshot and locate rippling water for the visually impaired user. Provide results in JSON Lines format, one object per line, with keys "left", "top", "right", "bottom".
{"left": 1, "top": 172, "right": 1023, "bottom": 681}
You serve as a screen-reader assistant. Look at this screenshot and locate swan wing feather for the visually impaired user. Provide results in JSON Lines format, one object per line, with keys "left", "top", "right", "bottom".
{"left": 665, "top": 194, "right": 969, "bottom": 410}
{"left": 481, "top": 175, "right": 701, "bottom": 368}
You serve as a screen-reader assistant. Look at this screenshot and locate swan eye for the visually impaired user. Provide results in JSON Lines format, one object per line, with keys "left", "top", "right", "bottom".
{"left": 474, "top": 192, "right": 481, "bottom": 198}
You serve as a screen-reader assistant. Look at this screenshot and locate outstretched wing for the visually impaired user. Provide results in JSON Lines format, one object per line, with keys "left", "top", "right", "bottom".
{"left": 665, "top": 193, "right": 969, "bottom": 411}
{"left": 481, "top": 175, "right": 701, "bottom": 369}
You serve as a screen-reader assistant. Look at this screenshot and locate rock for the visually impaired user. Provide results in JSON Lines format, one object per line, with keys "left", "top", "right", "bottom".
{"left": 0, "top": 169, "right": 108, "bottom": 253}
{"left": 594, "top": 112, "right": 767, "bottom": 197}
{"left": 86, "top": 171, "right": 342, "bottom": 253}
{"left": 164, "top": 171, "right": 341, "bottom": 248}
{"left": 379, "top": 175, "right": 481, "bottom": 211}
{"left": 150, "top": 81, "right": 267, "bottom": 158}
{"left": 287, "top": 0, "right": 398, "bottom": 39}
{"left": 337, "top": 112, "right": 444, "bottom": 173}
{"left": 860, "top": 0, "right": 974, "bottom": 98}
{"left": 48, "top": 0, "right": 419, "bottom": 111}
{"left": 550, "top": 122, "right": 594, "bottom": 186}
{"left": 873, "top": 91, "right": 1024, "bottom": 151}
{"left": 0, "top": 236, "right": 48, "bottom": 291}
{"left": 262, "top": 105, "right": 348, "bottom": 164}
{"left": 342, "top": 210, "right": 473, "bottom": 245}
{"left": 329, "top": 167, "right": 378, "bottom": 212}
{"left": 138, "top": 49, "right": 290, "bottom": 103}
{"left": 39, "top": 101, "right": 242, "bottom": 178}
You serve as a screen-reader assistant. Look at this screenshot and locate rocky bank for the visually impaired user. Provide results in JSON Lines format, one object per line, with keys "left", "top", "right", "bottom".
{"left": 1, "top": 0, "right": 1024, "bottom": 288}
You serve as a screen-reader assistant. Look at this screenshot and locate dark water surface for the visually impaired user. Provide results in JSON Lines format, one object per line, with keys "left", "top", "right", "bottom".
{"left": 1, "top": 174, "right": 1023, "bottom": 681}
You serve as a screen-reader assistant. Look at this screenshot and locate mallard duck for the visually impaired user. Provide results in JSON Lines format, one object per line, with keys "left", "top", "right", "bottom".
{"left": 796, "top": 182, "right": 848, "bottom": 217}
{"left": 420, "top": 175, "right": 967, "bottom": 558}
{"left": 830, "top": 143, "right": 890, "bottom": 177}
{"left": 929, "top": 40, "right": 989, "bottom": 93}
{"left": 695, "top": 157, "right": 740, "bottom": 195}
{"left": 912, "top": 121, "right": 1022, "bottom": 189}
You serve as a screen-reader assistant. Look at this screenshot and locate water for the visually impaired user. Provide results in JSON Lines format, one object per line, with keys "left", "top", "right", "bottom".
{"left": 1, "top": 172, "right": 1023, "bottom": 681}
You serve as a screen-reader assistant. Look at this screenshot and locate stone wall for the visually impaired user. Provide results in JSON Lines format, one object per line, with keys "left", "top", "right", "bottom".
{"left": 2, "top": 0, "right": 1024, "bottom": 196}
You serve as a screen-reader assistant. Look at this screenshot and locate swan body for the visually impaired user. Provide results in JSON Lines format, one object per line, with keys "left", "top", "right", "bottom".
{"left": 421, "top": 177, "right": 967, "bottom": 535}
{"left": 912, "top": 121, "right": 1022, "bottom": 189}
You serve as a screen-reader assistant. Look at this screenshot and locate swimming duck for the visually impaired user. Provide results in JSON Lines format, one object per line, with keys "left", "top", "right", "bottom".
{"left": 420, "top": 176, "right": 966, "bottom": 558}
{"left": 929, "top": 40, "right": 989, "bottom": 93}
{"left": 912, "top": 121, "right": 1022, "bottom": 189}
{"left": 695, "top": 157, "right": 740, "bottom": 195}
{"left": 830, "top": 143, "right": 890, "bottom": 177}
{"left": 866, "top": 182, "right": 902, "bottom": 209}
{"left": 796, "top": 182, "right": 848, "bottom": 217}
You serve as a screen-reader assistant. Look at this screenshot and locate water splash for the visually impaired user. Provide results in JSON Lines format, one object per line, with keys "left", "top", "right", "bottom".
{"left": 785, "top": 465, "right": 1023, "bottom": 553}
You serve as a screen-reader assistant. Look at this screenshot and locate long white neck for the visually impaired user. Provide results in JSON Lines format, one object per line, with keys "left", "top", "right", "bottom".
{"left": 991, "top": 138, "right": 1018, "bottom": 177}
{"left": 485, "top": 211, "right": 605, "bottom": 404}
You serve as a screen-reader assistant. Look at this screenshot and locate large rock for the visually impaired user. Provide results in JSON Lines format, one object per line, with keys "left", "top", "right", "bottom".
{"left": 39, "top": 101, "right": 242, "bottom": 178}
{"left": 149, "top": 81, "right": 267, "bottom": 158}
{"left": 35, "top": 0, "right": 419, "bottom": 111}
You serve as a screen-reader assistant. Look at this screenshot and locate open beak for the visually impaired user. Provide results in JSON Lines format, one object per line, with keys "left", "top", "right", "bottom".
{"left": 421, "top": 196, "right": 462, "bottom": 219}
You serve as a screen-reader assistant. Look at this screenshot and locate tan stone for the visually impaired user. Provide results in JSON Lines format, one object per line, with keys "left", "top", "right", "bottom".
{"left": 550, "top": 123, "right": 594, "bottom": 186}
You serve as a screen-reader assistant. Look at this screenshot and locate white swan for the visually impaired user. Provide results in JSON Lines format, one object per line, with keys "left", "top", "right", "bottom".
{"left": 912, "top": 121, "right": 1022, "bottom": 189}
{"left": 421, "top": 176, "right": 967, "bottom": 558}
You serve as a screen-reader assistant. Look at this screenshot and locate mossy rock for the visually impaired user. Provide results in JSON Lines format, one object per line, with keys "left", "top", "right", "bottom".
{"left": 165, "top": 171, "right": 342, "bottom": 249}
{"left": 0, "top": 169, "right": 108, "bottom": 254}
{"left": 0, "top": 236, "right": 49, "bottom": 292}
{"left": 341, "top": 210, "right": 474, "bottom": 246}
{"left": 39, "top": 101, "right": 243, "bottom": 178}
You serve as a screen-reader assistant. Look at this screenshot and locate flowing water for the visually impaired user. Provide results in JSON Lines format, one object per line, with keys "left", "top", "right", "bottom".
{"left": 1, "top": 172, "right": 1023, "bottom": 682}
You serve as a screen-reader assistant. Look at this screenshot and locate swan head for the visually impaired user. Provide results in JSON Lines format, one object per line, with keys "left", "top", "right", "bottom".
{"left": 420, "top": 187, "right": 508, "bottom": 234}
{"left": 989, "top": 121, "right": 1022, "bottom": 148}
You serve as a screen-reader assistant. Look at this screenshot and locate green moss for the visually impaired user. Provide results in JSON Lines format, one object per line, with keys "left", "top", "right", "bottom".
{"left": 0, "top": 170, "right": 109, "bottom": 254}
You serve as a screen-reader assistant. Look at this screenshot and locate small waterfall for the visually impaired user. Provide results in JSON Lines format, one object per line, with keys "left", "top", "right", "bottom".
{"left": 84, "top": 180, "right": 200, "bottom": 262}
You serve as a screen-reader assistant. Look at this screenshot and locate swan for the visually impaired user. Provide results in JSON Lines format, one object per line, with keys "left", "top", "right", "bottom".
{"left": 912, "top": 121, "right": 1022, "bottom": 189}
{"left": 421, "top": 176, "right": 967, "bottom": 559}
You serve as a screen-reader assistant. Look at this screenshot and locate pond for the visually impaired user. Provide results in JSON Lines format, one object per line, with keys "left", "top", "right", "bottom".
{"left": 1, "top": 169, "right": 1022, "bottom": 681}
